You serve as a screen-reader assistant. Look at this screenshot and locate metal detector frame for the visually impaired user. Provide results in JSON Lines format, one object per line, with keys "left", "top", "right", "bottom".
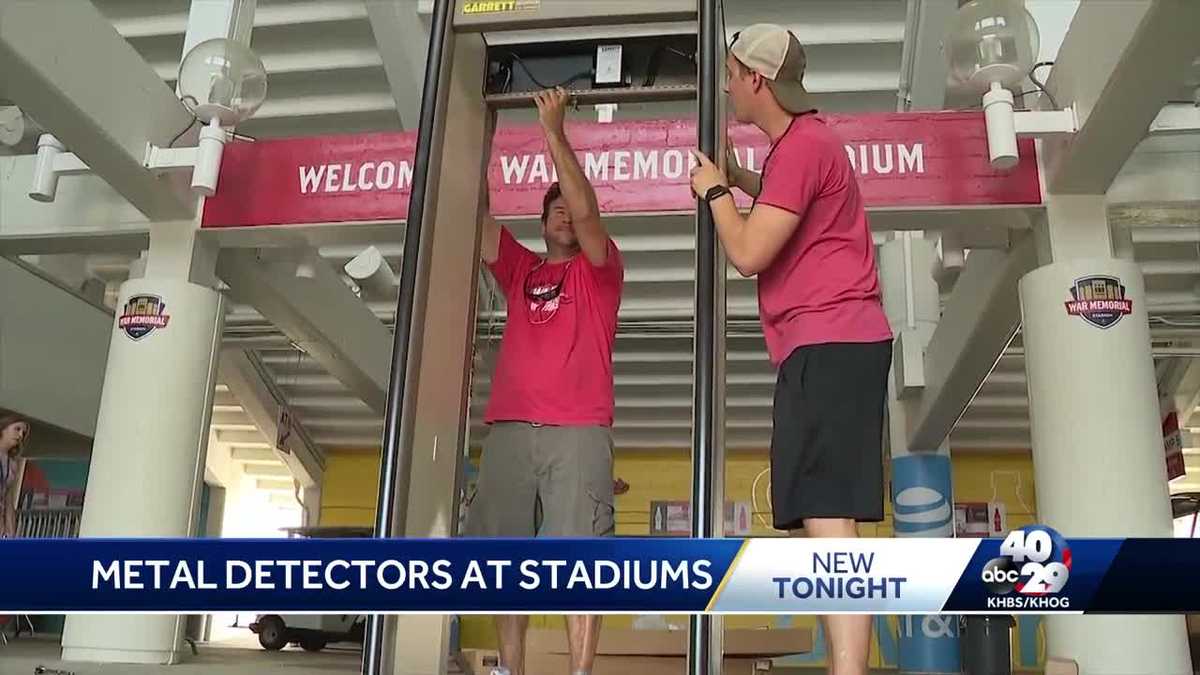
{"left": 364, "top": 1, "right": 726, "bottom": 673}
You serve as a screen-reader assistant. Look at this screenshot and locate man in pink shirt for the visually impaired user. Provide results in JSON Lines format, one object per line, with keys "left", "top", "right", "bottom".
{"left": 464, "top": 88, "right": 623, "bottom": 675}
{"left": 690, "top": 24, "right": 893, "bottom": 675}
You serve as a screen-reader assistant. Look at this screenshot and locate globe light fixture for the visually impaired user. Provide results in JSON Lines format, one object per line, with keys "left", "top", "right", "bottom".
{"left": 29, "top": 38, "right": 268, "bottom": 203}
{"left": 177, "top": 38, "right": 268, "bottom": 128}
{"left": 173, "top": 38, "right": 268, "bottom": 195}
{"left": 945, "top": 0, "right": 1074, "bottom": 170}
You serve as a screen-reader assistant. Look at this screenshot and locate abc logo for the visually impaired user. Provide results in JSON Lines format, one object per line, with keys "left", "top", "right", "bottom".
{"left": 980, "top": 557, "right": 1020, "bottom": 594}
{"left": 979, "top": 526, "right": 1072, "bottom": 596}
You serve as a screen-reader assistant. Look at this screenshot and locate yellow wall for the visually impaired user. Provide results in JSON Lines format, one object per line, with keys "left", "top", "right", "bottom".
{"left": 319, "top": 450, "right": 380, "bottom": 527}
{"left": 319, "top": 446, "right": 1045, "bottom": 670}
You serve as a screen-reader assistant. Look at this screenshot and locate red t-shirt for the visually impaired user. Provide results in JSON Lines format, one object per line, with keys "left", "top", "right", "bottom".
{"left": 483, "top": 227, "right": 623, "bottom": 426}
{"left": 754, "top": 114, "right": 893, "bottom": 366}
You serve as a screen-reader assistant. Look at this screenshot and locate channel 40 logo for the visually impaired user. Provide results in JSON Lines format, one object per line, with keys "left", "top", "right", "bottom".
{"left": 980, "top": 525, "right": 1073, "bottom": 609}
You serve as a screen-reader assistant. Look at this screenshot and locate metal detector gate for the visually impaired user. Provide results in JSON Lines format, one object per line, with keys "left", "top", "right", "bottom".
{"left": 364, "top": 1, "right": 726, "bottom": 673}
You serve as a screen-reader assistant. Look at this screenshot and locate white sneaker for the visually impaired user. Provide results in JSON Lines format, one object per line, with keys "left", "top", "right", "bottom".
{"left": 489, "top": 668, "right": 511, "bottom": 675}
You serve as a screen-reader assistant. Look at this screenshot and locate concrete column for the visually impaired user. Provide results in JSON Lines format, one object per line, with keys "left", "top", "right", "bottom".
{"left": 60, "top": 275, "right": 224, "bottom": 664}
{"left": 1019, "top": 195, "right": 1191, "bottom": 674}
{"left": 879, "top": 233, "right": 962, "bottom": 673}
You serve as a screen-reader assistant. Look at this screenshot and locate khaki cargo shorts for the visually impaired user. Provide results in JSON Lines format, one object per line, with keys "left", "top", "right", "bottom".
{"left": 464, "top": 423, "right": 615, "bottom": 538}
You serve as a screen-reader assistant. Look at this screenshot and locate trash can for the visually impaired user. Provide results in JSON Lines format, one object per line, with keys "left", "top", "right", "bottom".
{"left": 961, "top": 615, "right": 1014, "bottom": 675}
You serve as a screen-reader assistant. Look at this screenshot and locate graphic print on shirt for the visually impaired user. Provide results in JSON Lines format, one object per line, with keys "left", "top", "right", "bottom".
{"left": 523, "top": 260, "right": 573, "bottom": 325}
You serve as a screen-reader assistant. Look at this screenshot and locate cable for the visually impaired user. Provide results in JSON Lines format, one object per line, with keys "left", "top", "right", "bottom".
{"left": 506, "top": 52, "right": 592, "bottom": 90}
{"left": 1028, "top": 61, "right": 1059, "bottom": 110}
{"left": 644, "top": 45, "right": 696, "bottom": 87}
{"left": 168, "top": 96, "right": 200, "bottom": 148}
{"left": 666, "top": 46, "right": 694, "bottom": 62}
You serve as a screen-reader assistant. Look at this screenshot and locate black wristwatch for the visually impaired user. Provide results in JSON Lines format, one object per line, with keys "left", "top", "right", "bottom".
{"left": 704, "top": 184, "right": 732, "bottom": 204}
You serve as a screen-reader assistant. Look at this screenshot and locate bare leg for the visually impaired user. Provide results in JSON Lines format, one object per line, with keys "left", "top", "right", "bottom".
{"left": 801, "top": 518, "right": 871, "bottom": 675}
{"left": 495, "top": 615, "right": 529, "bottom": 675}
{"left": 566, "top": 614, "right": 602, "bottom": 673}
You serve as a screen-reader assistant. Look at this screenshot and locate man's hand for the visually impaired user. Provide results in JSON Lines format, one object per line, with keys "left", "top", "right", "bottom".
{"left": 689, "top": 149, "right": 728, "bottom": 198}
{"left": 723, "top": 143, "right": 762, "bottom": 198}
{"left": 534, "top": 87, "right": 569, "bottom": 138}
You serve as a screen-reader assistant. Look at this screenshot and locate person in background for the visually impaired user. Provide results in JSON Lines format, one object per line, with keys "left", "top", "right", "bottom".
{"left": 0, "top": 414, "right": 30, "bottom": 538}
{"left": 689, "top": 24, "right": 893, "bottom": 675}
{"left": 465, "top": 87, "right": 624, "bottom": 675}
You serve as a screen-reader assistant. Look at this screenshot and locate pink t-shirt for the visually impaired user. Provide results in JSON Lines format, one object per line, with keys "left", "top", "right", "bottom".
{"left": 754, "top": 114, "right": 893, "bottom": 367}
{"left": 483, "top": 227, "right": 623, "bottom": 426}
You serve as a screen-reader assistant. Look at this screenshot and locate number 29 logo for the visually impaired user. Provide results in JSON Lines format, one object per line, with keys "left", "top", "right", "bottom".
{"left": 980, "top": 525, "right": 1072, "bottom": 596}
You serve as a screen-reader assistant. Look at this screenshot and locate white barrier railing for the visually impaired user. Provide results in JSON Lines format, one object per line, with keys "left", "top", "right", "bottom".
{"left": 16, "top": 507, "right": 82, "bottom": 538}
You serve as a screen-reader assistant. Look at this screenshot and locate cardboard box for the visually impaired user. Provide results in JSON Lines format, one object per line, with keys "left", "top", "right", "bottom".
{"left": 525, "top": 653, "right": 770, "bottom": 675}
{"left": 524, "top": 627, "right": 810, "bottom": 675}
{"left": 1044, "top": 657, "right": 1079, "bottom": 675}
{"left": 527, "top": 627, "right": 812, "bottom": 657}
{"left": 461, "top": 648, "right": 501, "bottom": 675}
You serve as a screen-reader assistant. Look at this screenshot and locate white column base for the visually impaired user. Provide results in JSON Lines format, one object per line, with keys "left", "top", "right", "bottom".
{"left": 61, "top": 644, "right": 184, "bottom": 666}
{"left": 1046, "top": 615, "right": 1191, "bottom": 675}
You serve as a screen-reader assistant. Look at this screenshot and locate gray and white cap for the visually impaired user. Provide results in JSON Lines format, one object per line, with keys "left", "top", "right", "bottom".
{"left": 730, "top": 24, "right": 817, "bottom": 115}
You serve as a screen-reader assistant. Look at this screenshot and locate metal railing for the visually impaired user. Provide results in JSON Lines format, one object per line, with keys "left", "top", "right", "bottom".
{"left": 16, "top": 507, "right": 82, "bottom": 538}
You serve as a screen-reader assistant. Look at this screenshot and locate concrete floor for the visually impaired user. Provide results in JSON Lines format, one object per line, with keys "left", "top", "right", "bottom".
{"left": 0, "top": 634, "right": 363, "bottom": 675}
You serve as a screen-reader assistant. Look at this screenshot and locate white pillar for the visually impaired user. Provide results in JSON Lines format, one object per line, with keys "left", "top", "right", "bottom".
{"left": 1020, "top": 197, "right": 1192, "bottom": 674}
{"left": 879, "top": 233, "right": 962, "bottom": 673}
{"left": 61, "top": 277, "right": 224, "bottom": 664}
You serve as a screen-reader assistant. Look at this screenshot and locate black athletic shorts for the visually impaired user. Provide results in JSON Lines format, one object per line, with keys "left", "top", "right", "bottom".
{"left": 770, "top": 340, "right": 892, "bottom": 531}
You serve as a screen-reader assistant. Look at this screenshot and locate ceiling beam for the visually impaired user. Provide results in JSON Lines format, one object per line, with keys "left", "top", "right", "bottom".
{"left": 1162, "top": 358, "right": 1200, "bottom": 428}
{"left": 243, "top": 463, "right": 292, "bottom": 478}
{"left": 230, "top": 447, "right": 281, "bottom": 464}
{"left": 1042, "top": 0, "right": 1200, "bottom": 194}
{"left": 256, "top": 478, "right": 295, "bottom": 492}
{"left": 908, "top": 235, "right": 1039, "bottom": 452}
{"left": 216, "top": 430, "right": 271, "bottom": 447}
{"left": 364, "top": 0, "right": 428, "bottom": 129}
{"left": 217, "top": 249, "right": 392, "bottom": 413}
{"left": 219, "top": 348, "right": 325, "bottom": 486}
{"left": 895, "top": 0, "right": 959, "bottom": 111}
{"left": 0, "top": 0, "right": 194, "bottom": 220}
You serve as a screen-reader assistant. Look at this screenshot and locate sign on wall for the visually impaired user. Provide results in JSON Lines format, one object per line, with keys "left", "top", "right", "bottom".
{"left": 202, "top": 112, "right": 1042, "bottom": 228}
{"left": 954, "top": 501, "right": 1007, "bottom": 538}
{"left": 649, "top": 500, "right": 752, "bottom": 537}
{"left": 1163, "top": 411, "right": 1186, "bottom": 481}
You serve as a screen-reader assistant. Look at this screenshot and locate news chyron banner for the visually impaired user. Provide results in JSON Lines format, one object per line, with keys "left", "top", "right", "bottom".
{"left": 0, "top": 526, "right": 1194, "bottom": 613}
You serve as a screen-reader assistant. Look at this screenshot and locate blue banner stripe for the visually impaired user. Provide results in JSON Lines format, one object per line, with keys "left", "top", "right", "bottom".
{"left": 5, "top": 536, "right": 1200, "bottom": 613}
{"left": 1086, "top": 539, "right": 1200, "bottom": 613}
{"left": 0, "top": 538, "right": 742, "bottom": 613}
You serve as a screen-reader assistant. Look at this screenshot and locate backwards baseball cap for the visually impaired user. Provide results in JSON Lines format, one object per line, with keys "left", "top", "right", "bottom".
{"left": 729, "top": 24, "right": 816, "bottom": 115}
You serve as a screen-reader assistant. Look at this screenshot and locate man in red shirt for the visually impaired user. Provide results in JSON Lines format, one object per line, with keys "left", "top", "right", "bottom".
{"left": 464, "top": 88, "right": 623, "bottom": 675}
{"left": 690, "top": 24, "right": 893, "bottom": 675}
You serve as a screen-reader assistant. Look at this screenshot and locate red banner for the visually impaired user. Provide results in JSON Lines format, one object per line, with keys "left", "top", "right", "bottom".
{"left": 202, "top": 112, "right": 1041, "bottom": 228}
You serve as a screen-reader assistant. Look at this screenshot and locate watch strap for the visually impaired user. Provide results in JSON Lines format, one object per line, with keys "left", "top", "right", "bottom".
{"left": 704, "top": 184, "right": 732, "bottom": 203}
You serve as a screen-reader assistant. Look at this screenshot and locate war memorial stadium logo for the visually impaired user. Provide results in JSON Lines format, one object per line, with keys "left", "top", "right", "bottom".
{"left": 1065, "top": 275, "right": 1132, "bottom": 329}
{"left": 118, "top": 294, "right": 171, "bottom": 340}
